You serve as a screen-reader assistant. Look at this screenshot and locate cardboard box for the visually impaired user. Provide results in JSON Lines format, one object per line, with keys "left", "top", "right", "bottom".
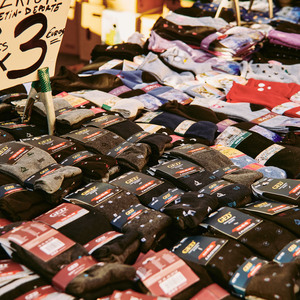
{"left": 79, "top": 3, "right": 105, "bottom": 61}
{"left": 106, "top": 0, "right": 164, "bottom": 13}
{"left": 59, "top": 0, "right": 80, "bottom": 55}
{"left": 101, "top": 9, "right": 141, "bottom": 46}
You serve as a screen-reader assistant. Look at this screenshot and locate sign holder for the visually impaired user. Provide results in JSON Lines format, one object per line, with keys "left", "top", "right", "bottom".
{"left": 22, "top": 67, "right": 55, "bottom": 135}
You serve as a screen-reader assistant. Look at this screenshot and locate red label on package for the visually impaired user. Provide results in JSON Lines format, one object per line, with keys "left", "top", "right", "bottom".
{"left": 251, "top": 112, "right": 279, "bottom": 125}
{"left": 134, "top": 249, "right": 199, "bottom": 298}
{"left": 84, "top": 231, "right": 123, "bottom": 254}
{"left": 191, "top": 283, "right": 230, "bottom": 300}
{"left": 0, "top": 221, "right": 75, "bottom": 262}
{"left": 52, "top": 256, "right": 98, "bottom": 292}
{"left": 0, "top": 259, "right": 26, "bottom": 280}
{"left": 34, "top": 203, "right": 89, "bottom": 229}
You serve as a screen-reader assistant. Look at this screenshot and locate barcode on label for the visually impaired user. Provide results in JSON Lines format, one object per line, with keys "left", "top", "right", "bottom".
{"left": 40, "top": 238, "right": 65, "bottom": 255}
{"left": 159, "top": 271, "right": 187, "bottom": 295}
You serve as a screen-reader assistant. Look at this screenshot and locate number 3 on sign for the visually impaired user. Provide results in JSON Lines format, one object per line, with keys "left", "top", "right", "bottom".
{"left": 0, "top": 0, "right": 71, "bottom": 90}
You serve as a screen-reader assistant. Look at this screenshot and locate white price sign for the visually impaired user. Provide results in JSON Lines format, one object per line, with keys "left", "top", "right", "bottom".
{"left": 0, "top": 0, "right": 71, "bottom": 90}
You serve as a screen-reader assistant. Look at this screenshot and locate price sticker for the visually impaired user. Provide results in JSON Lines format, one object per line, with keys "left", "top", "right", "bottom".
{"left": 0, "top": 0, "right": 71, "bottom": 89}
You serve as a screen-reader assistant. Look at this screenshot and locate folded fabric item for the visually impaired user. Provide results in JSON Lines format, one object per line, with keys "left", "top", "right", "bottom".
{"left": 148, "top": 30, "right": 214, "bottom": 63}
{"left": 110, "top": 98, "right": 144, "bottom": 119}
{"left": 69, "top": 90, "right": 122, "bottom": 109}
{"left": 160, "top": 100, "right": 228, "bottom": 123}
{"left": 0, "top": 103, "right": 19, "bottom": 121}
{"left": 151, "top": 16, "right": 217, "bottom": 48}
{"left": 0, "top": 122, "right": 46, "bottom": 140}
{"left": 268, "top": 29, "right": 300, "bottom": 50}
{"left": 240, "top": 60, "right": 300, "bottom": 84}
{"left": 230, "top": 121, "right": 283, "bottom": 143}
{"left": 226, "top": 78, "right": 300, "bottom": 118}
{"left": 252, "top": 40, "right": 300, "bottom": 65}
{"left": 0, "top": 128, "right": 15, "bottom": 143}
{"left": 242, "top": 200, "right": 300, "bottom": 237}
{"left": 65, "top": 181, "right": 140, "bottom": 222}
{"left": 211, "top": 144, "right": 287, "bottom": 179}
{"left": 215, "top": 125, "right": 300, "bottom": 178}
{"left": 110, "top": 171, "right": 177, "bottom": 208}
{"left": 245, "top": 259, "right": 300, "bottom": 300}
{"left": 0, "top": 221, "right": 137, "bottom": 299}
{"left": 203, "top": 207, "right": 297, "bottom": 260}
{"left": 135, "top": 111, "right": 217, "bottom": 145}
{"left": 62, "top": 126, "right": 152, "bottom": 172}
{"left": 111, "top": 204, "right": 172, "bottom": 253}
{"left": 30, "top": 97, "right": 95, "bottom": 135}
{"left": 90, "top": 42, "right": 145, "bottom": 62}
{"left": 168, "top": 143, "right": 263, "bottom": 187}
{"left": 171, "top": 232, "right": 254, "bottom": 290}
{"left": 0, "top": 270, "right": 51, "bottom": 300}
{"left": 0, "top": 141, "right": 83, "bottom": 203}
{"left": 89, "top": 69, "right": 158, "bottom": 90}
{"left": 138, "top": 52, "right": 194, "bottom": 87}
{"left": 165, "top": 11, "right": 229, "bottom": 30}
{"left": 22, "top": 134, "right": 119, "bottom": 182}
{"left": 191, "top": 97, "right": 294, "bottom": 133}
{"left": 0, "top": 183, "right": 53, "bottom": 221}
{"left": 34, "top": 202, "right": 141, "bottom": 265}
{"left": 148, "top": 158, "right": 253, "bottom": 208}
{"left": 159, "top": 46, "right": 213, "bottom": 75}
{"left": 62, "top": 126, "right": 125, "bottom": 155}
{"left": 50, "top": 66, "right": 124, "bottom": 95}
{"left": 161, "top": 189, "right": 219, "bottom": 229}
{"left": 86, "top": 116, "right": 172, "bottom": 163}
{"left": 134, "top": 249, "right": 215, "bottom": 300}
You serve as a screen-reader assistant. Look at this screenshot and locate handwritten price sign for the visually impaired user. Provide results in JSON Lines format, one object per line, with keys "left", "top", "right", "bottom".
{"left": 0, "top": 0, "right": 71, "bottom": 90}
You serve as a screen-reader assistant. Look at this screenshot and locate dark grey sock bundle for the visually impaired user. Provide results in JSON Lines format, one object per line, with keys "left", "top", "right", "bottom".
{"left": 168, "top": 143, "right": 263, "bottom": 187}
{"left": 22, "top": 134, "right": 119, "bottom": 182}
{"left": 61, "top": 126, "right": 125, "bottom": 155}
{"left": 148, "top": 158, "right": 253, "bottom": 208}
{"left": 0, "top": 141, "right": 83, "bottom": 204}
{"left": 65, "top": 181, "right": 140, "bottom": 222}
{"left": 109, "top": 171, "right": 177, "bottom": 207}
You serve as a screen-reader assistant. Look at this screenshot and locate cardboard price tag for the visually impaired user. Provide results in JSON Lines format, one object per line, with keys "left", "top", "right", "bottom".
{"left": 0, "top": 0, "right": 71, "bottom": 89}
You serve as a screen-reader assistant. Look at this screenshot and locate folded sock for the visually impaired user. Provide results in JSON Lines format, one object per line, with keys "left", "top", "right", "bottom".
{"left": 242, "top": 202, "right": 300, "bottom": 237}
{"left": 204, "top": 207, "right": 298, "bottom": 260}
{"left": 0, "top": 141, "right": 83, "bottom": 203}
{"left": 215, "top": 126, "right": 300, "bottom": 178}
{"left": 142, "top": 111, "right": 218, "bottom": 145}
{"left": 65, "top": 181, "right": 140, "bottom": 222}
{"left": 34, "top": 202, "right": 141, "bottom": 265}
{"left": 22, "top": 134, "right": 119, "bottom": 182}
{"left": 159, "top": 100, "right": 228, "bottom": 123}
{"left": 162, "top": 190, "right": 219, "bottom": 229}
{"left": 245, "top": 260, "right": 300, "bottom": 300}
{"left": 51, "top": 66, "right": 124, "bottom": 95}
{"left": 212, "top": 144, "right": 287, "bottom": 179}
{"left": 172, "top": 232, "right": 254, "bottom": 289}
{"left": 169, "top": 143, "right": 263, "bottom": 187}
{"left": 111, "top": 204, "right": 172, "bottom": 253}
{"left": 109, "top": 171, "right": 178, "bottom": 207}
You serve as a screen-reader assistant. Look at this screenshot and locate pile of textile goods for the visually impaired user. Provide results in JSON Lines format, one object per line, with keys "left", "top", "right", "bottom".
{"left": 0, "top": 1, "right": 299, "bottom": 300}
